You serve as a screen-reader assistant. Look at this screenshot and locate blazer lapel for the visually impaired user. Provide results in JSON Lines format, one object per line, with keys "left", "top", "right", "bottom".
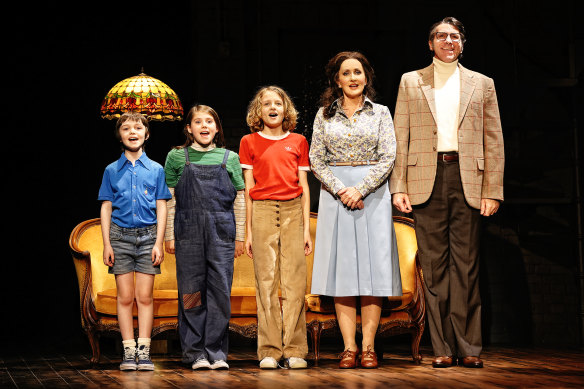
{"left": 419, "top": 64, "right": 438, "bottom": 124}
{"left": 458, "top": 64, "right": 476, "bottom": 127}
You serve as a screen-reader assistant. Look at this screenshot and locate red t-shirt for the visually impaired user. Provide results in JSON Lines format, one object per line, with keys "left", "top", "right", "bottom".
{"left": 239, "top": 131, "right": 310, "bottom": 200}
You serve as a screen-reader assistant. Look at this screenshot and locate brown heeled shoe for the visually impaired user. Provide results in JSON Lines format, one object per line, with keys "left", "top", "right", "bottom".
{"left": 339, "top": 349, "right": 360, "bottom": 369}
{"left": 360, "top": 346, "right": 378, "bottom": 368}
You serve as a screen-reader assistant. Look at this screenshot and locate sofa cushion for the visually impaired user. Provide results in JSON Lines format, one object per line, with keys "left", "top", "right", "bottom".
{"left": 96, "top": 289, "right": 179, "bottom": 317}
{"left": 95, "top": 286, "right": 301, "bottom": 318}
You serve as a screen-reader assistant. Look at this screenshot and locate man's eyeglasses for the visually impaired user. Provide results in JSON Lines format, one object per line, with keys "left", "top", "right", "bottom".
{"left": 435, "top": 32, "right": 462, "bottom": 42}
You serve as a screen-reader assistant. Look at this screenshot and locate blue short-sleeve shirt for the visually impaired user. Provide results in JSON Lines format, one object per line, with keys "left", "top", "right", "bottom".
{"left": 98, "top": 152, "right": 172, "bottom": 228}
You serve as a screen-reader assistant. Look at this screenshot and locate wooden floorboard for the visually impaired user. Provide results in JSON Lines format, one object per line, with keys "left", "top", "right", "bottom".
{"left": 1, "top": 344, "right": 583, "bottom": 388}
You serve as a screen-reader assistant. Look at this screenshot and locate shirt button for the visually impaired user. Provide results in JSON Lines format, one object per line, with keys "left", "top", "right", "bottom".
{"left": 276, "top": 224, "right": 280, "bottom": 227}
{"left": 275, "top": 204, "right": 280, "bottom": 208}
{"left": 276, "top": 217, "right": 280, "bottom": 221}
{"left": 433, "top": 146, "right": 437, "bottom": 151}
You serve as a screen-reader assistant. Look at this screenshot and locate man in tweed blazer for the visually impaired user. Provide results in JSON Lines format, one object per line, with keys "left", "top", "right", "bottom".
{"left": 390, "top": 17, "right": 504, "bottom": 369}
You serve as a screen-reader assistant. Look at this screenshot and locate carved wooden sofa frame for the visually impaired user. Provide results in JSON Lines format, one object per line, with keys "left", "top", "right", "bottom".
{"left": 69, "top": 214, "right": 424, "bottom": 364}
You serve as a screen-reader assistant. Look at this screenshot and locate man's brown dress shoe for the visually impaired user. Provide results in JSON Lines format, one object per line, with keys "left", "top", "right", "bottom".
{"left": 339, "top": 349, "right": 359, "bottom": 369}
{"left": 460, "top": 356, "right": 483, "bottom": 368}
{"left": 360, "top": 347, "right": 378, "bottom": 369}
{"left": 432, "top": 356, "right": 454, "bottom": 368}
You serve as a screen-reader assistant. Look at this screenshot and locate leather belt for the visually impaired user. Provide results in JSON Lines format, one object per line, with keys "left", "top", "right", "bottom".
{"left": 328, "top": 160, "right": 378, "bottom": 167}
{"left": 438, "top": 152, "right": 459, "bottom": 162}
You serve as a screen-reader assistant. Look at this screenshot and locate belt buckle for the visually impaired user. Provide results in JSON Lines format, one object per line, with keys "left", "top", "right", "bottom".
{"left": 351, "top": 161, "right": 357, "bottom": 167}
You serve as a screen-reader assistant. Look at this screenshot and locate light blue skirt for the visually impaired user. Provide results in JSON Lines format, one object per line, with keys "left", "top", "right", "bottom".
{"left": 311, "top": 165, "right": 402, "bottom": 297}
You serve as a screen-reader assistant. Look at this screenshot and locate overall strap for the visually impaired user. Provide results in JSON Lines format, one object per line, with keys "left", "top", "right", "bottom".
{"left": 183, "top": 147, "right": 190, "bottom": 165}
{"left": 221, "top": 150, "right": 230, "bottom": 169}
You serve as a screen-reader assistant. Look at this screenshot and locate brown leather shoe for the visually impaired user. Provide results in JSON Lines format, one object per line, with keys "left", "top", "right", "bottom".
{"left": 432, "top": 356, "right": 454, "bottom": 368}
{"left": 360, "top": 347, "right": 378, "bottom": 369}
{"left": 460, "top": 356, "right": 483, "bottom": 368}
{"left": 339, "top": 349, "right": 359, "bottom": 369}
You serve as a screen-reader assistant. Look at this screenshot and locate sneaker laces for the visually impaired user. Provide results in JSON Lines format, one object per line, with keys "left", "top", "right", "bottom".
{"left": 137, "top": 345, "right": 150, "bottom": 360}
{"left": 123, "top": 347, "right": 136, "bottom": 361}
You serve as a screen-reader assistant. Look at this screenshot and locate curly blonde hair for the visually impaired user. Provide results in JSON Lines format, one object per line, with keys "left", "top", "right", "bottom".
{"left": 246, "top": 86, "right": 298, "bottom": 132}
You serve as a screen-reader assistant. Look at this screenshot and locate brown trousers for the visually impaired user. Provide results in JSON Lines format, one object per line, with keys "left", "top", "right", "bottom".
{"left": 252, "top": 197, "right": 308, "bottom": 360}
{"left": 413, "top": 160, "right": 482, "bottom": 358}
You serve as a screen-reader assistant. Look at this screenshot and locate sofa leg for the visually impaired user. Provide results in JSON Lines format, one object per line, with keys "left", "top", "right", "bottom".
{"left": 87, "top": 328, "right": 101, "bottom": 365}
{"left": 410, "top": 326, "right": 423, "bottom": 364}
{"left": 376, "top": 340, "right": 384, "bottom": 362}
{"left": 307, "top": 321, "right": 322, "bottom": 365}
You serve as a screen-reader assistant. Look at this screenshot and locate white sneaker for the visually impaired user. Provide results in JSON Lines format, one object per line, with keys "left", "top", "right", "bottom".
{"left": 259, "top": 357, "right": 278, "bottom": 369}
{"left": 210, "top": 360, "right": 229, "bottom": 370}
{"left": 192, "top": 358, "right": 211, "bottom": 370}
{"left": 286, "top": 357, "right": 308, "bottom": 369}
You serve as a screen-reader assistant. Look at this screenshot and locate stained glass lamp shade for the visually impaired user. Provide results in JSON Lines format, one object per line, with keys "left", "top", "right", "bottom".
{"left": 100, "top": 72, "right": 183, "bottom": 121}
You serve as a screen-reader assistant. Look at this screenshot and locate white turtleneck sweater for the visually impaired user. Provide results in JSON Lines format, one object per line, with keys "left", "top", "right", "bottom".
{"left": 433, "top": 57, "right": 460, "bottom": 152}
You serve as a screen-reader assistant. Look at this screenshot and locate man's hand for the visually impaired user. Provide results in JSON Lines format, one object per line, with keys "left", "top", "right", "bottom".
{"left": 480, "top": 199, "right": 500, "bottom": 217}
{"left": 393, "top": 193, "right": 412, "bottom": 213}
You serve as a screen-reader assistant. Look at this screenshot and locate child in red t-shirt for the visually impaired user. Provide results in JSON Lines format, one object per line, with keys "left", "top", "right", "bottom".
{"left": 239, "top": 85, "right": 312, "bottom": 369}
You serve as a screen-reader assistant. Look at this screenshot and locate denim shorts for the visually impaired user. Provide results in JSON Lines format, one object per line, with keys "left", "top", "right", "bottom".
{"left": 109, "top": 223, "right": 161, "bottom": 275}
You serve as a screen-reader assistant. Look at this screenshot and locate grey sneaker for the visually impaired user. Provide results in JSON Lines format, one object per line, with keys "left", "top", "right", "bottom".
{"left": 137, "top": 344, "right": 154, "bottom": 371}
{"left": 192, "top": 358, "right": 211, "bottom": 370}
{"left": 120, "top": 346, "right": 137, "bottom": 371}
{"left": 210, "top": 360, "right": 229, "bottom": 370}
{"left": 259, "top": 357, "right": 278, "bottom": 369}
{"left": 285, "top": 357, "right": 308, "bottom": 369}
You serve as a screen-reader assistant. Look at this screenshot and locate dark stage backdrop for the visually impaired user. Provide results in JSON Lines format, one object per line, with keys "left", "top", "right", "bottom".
{"left": 5, "top": 0, "right": 583, "bottom": 352}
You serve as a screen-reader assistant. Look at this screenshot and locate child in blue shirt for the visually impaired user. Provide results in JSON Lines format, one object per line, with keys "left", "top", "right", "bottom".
{"left": 98, "top": 112, "right": 172, "bottom": 371}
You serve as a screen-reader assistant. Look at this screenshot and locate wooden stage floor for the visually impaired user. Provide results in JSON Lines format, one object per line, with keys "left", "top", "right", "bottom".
{"left": 1, "top": 342, "right": 583, "bottom": 388}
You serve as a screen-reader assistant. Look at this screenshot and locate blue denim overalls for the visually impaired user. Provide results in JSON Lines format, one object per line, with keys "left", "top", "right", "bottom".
{"left": 174, "top": 148, "right": 236, "bottom": 363}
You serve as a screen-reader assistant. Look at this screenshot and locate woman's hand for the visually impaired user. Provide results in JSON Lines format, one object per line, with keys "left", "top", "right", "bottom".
{"left": 337, "top": 187, "right": 364, "bottom": 209}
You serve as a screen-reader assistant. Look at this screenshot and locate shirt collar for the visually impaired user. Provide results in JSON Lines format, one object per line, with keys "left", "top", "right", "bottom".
{"left": 116, "top": 152, "right": 152, "bottom": 171}
{"left": 331, "top": 96, "right": 374, "bottom": 116}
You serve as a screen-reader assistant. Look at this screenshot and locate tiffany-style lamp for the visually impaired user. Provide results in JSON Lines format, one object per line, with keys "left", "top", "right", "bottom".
{"left": 100, "top": 71, "right": 183, "bottom": 121}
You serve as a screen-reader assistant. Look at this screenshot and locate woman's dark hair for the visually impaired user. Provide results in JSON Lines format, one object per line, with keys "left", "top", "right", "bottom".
{"left": 319, "top": 51, "right": 376, "bottom": 119}
{"left": 428, "top": 16, "right": 467, "bottom": 46}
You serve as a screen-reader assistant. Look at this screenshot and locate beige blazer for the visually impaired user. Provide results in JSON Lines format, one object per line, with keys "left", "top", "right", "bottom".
{"left": 389, "top": 63, "right": 504, "bottom": 209}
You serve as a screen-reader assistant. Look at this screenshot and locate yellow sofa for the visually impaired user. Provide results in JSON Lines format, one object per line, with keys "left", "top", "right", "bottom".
{"left": 69, "top": 214, "right": 424, "bottom": 364}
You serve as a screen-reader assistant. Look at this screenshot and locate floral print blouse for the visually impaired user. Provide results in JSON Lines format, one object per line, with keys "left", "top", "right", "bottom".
{"left": 309, "top": 97, "right": 396, "bottom": 197}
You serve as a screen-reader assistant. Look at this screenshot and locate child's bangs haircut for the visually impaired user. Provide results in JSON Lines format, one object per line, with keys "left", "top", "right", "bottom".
{"left": 115, "top": 111, "right": 150, "bottom": 141}
{"left": 181, "top": 104, "right": 225, "bottom": 148}
{"left": 246, "top": 86, "right": 298, "bottom": 133}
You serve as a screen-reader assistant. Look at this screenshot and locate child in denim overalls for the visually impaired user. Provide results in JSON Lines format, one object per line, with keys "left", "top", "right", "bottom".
{"left": 98, "top": 112, "right": 172, "bottom": 371}
{"left": 239, "top": 86, "right": 313, "bottom": 369}
{"left": 164, "top": 105, "right": 246, "bottom": 370}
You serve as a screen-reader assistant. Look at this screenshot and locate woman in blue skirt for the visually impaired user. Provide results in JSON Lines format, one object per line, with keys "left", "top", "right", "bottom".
{"left": 310, "top": 51, "right": 402, "bottom": 369}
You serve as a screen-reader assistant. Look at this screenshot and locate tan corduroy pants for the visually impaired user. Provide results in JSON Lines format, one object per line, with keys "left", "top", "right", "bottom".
{"left": 252, "top": 196, "right": 308, "bottom": 360}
